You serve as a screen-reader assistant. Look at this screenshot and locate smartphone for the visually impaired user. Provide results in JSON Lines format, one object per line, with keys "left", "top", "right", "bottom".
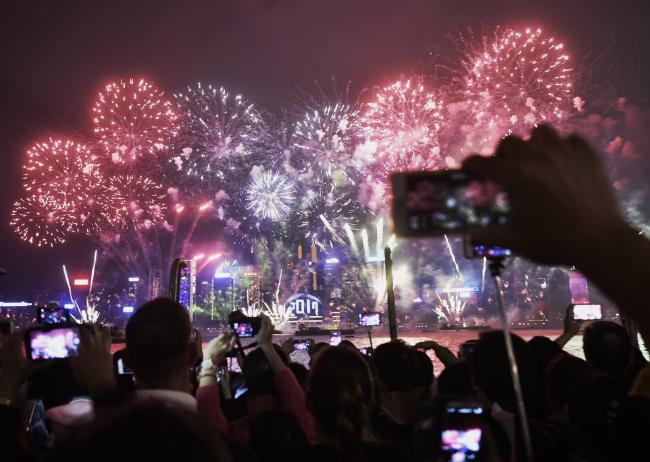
{"left": 391, "top": 170, "right": 509, "bottom": 237}
{"left": 572, "top": 304, "right": 602, "bottom": 321}
{"left": 441, "top": 401, "right": 485, "bottom": 461}
{"left": 37, "top": 306, "right": 72, "bottom": 325}
{"left": 463, "top": 237, "right": 512, "bottom": 259}
{"left": 358, "top": 312, "right": 382, "bottom": 327}
{"left": 293, "top": 339, "right": 314, "bottom": 351}
{"left": 329, "top": 331, "right": 342, "bottom": 346}
{"left": 230, "top": 317, "right": 261, "bottom": 338}
{"left": 25, "top": 325, "right": 81, "bottom": 362}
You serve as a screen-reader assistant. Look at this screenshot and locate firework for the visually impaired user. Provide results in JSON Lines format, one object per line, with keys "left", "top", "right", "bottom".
{"left": 433, "top": 290, "right": 468, "bottom": 324}
{"left": 102, "top": 175, "right": 167, "bottom": 229}
{"left": 463, "top": 27, "right": 573, "bottom": 138}
{"left": 360, "top": 77, "right": 446, "bottom": 180}
{"left": 92, "top": 78, "right": 178, "bottom": 166}
{"left": 292, "top": 103, "right": 362, "bottom": 180}
{"left": 246, "top": 171, "right": 296, "bottom": 221}
{"left": 10, "top": 195, "right": 75, "bottom": 247}
{"left": 23, "top": 138, "right": 101, "bottom": 208}
{"left": 300, "top": 184, "right": 368, "bottom": 250}
{"left": 172, "top": 83, "right": 268, "bottom": 187}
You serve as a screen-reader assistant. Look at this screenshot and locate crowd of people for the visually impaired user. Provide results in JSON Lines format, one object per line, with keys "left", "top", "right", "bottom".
{"left": 2, "top": 126, "right": 650, "bottom": 461}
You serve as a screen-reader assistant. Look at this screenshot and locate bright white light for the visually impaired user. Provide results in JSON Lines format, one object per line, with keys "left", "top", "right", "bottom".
{"left": 325, "top": 257, "right": 340, "bottom": 264}
{"left": 128, "top": 276, "right": 140, "bottom": 282}
{"left": 193, "top": 253, "right": 205, "bottom": 261}
{"left": 123, "top": 306, "right": 134, "bottom": 313}
{"left": 63, "top": 303, "right": 75, "bottom": 309}
{"left": 214, "top": 272, "right": 232, "bottom": 279}
{"left": 73, "top": 278, "right": 89, "bottom": 286}
{"left": 0, "top": 301, "right": 32, "bottom": 307}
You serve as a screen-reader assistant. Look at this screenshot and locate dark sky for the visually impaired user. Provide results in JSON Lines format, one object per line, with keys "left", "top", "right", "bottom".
{"left": 1, "top": 0, "right": 649, "bottom": 298}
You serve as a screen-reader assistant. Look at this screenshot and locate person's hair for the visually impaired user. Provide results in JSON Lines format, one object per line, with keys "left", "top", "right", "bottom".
{"left": 470, "top": 330, "right": 533, "bottom": 412}
{"left": 307, "top": 345, "right": 375, "bottom": 461}
{"left": 583, "top": 321, "right": 632, "bottom": 378}
{"left": 125, "top": 298, "right": 192, "bottom": 387}
{"left": 413, "top": 349, "right": 434, "bottom": 387}
{"left": 545, "top": 354, "right": 592, "bottom": 411}
{"left": 248, "top": 409, "right": 308, "bottom": 461}
{"left": 243, "top": 345, "right": 289, "bottom": 396}
{"left": 373, "top": 340, "right": 418, "bottom": 391}
{"left": 568, "top": 373, "right": 621, "bottom": 441}
{"left": 437, "top": 363, "right": 475, "bottom": 396}
{"left": 50, "top": 402, "right": 232, "bottom": 462}
{"left": 308, "top": 342, "right": 329, "bottom": 366}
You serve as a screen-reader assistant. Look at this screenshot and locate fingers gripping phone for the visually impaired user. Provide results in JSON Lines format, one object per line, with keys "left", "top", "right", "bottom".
{"left": 391, "top": 170, "right": 509, "bottom": 237}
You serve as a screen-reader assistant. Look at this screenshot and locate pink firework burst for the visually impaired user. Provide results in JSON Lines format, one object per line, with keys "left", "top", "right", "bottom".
{"left": 464, "top": 27, "right": 574, "bottom": 140}
{"left": 10, "top": 194, "right": 76, "bottom": 247}
{"left": 102, "top": 175, "right": 167, "bottom": 230}
{"left": 22, "top": 138, "right": 101, "bottom": 208}
{"left": 92, "top": 78, "right": 179, "bottom": 166}
{"left": 360, "top": 77, "right": 446, "bottom": 181}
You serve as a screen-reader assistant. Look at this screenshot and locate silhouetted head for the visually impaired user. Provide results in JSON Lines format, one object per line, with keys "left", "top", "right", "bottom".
{"left": 249, "top": 409, "right": 308, "bottom": 461}
{"left": 307, "top": 346, "right": 375, "bottom": 459}
{"left": 545, "top": 354, "right": 592, "bottom": 412}
{"left": 243, "top": 345, "right": 289, "bottom": 396}
{"left": 125, "top": 298, "right": 195, "bottom": 389}
{"left": 470, "top": 330, "right": 533, "bottom": 412}
{"left": 373, "top": 340, "right": 419, "bottom": 391}
{"left": 583, "top": 321, "right": 631, "bottom": 378}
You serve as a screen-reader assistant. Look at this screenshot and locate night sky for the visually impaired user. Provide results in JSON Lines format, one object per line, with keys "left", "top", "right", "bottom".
{"left": 1, "top": 0, "right": 649, "bottom": 298}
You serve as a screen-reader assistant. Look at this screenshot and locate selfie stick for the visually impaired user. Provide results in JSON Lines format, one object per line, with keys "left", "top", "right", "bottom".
{"left": 489, "top": 257, "right": 534, "bottom": 462}
{"left": 384, "top": 247, "right": 398, "bottom": 341}
{"left": 367, "top": 327, "right": 374, "bottom": 350}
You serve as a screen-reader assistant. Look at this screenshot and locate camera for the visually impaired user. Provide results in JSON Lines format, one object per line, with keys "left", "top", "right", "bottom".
{"left": 391, "top": 170, "right": 509, "bottom": 237}
{"left": 25, "top": 325, "right": 82, "bottom": 362}
{"left": 230, "top": 317, "right": 261, "bottom": 338}
{"left": 37, "top": 305, "right": 72, "bottom": 325}
{"left": 358, "top": 311, "right": 382, "bottom": 327}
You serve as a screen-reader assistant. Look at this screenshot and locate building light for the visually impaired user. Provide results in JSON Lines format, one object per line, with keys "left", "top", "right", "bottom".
{"left": 63, "top": 303, "right": 75, "bottom": 309}
{"left": 128, "top": 276, "right": 140, "bottom": 282}
{"left": 73, "top": 278, "right": 89, "bottom": 286}
{"left": 122, "top": 306, "right": 134, "bottom": 313}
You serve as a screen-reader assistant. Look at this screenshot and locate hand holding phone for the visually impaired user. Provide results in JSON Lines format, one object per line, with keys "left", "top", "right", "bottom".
{"left": 329, "top": 331, "right": 341, "bottom": 346}
{"left": 441, "top": 401, "right": 485, "bottom": 461}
